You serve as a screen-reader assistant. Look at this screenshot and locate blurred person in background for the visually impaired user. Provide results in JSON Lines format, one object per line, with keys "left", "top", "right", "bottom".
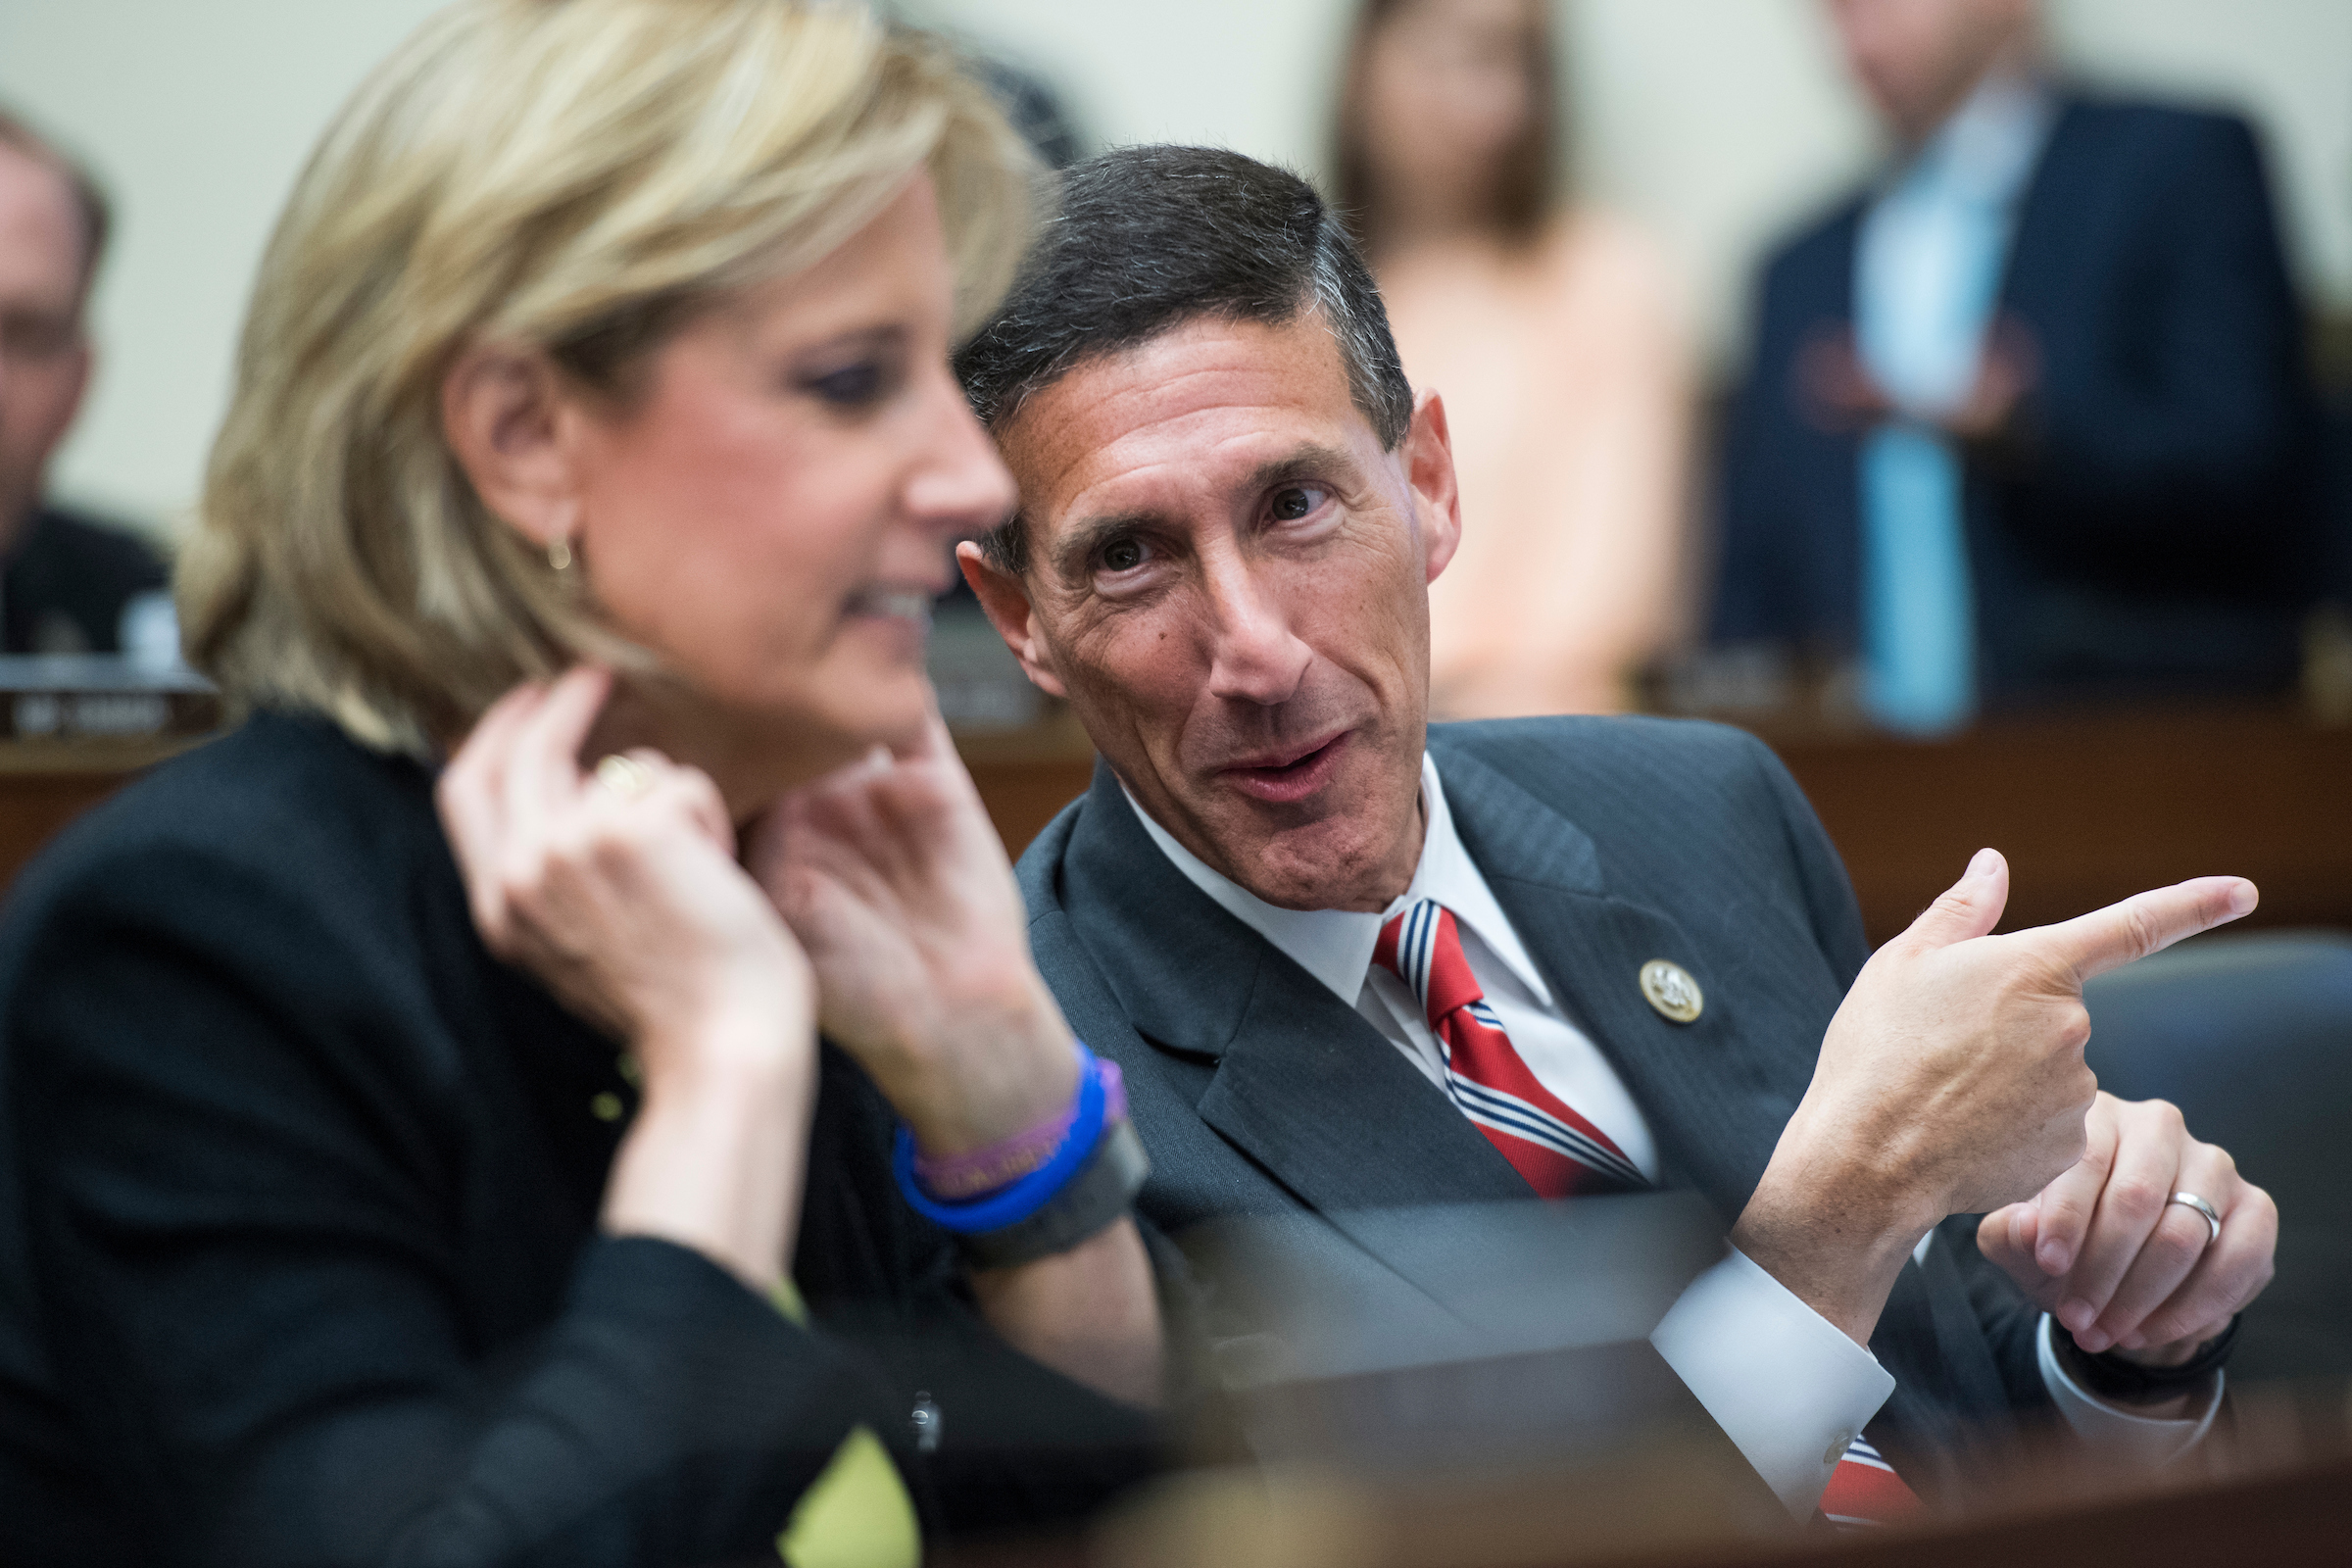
{"left": 0, "top": 5, "right": 1164, "bottom": 1566}
{"left": 1332, "top": 0, "right": 1691, "bottom": 718}
{"left": 0, "top": 108, "right": 171, "bottom": 660}
{"left": 1714, "top": 0, "right": 2322, "bottom": 733}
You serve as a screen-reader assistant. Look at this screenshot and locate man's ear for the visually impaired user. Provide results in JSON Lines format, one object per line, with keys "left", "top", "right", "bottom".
{"left": 440, "top": 344, "right": 585, "bottom": 550}
{"left": 1400, "top": 387, "right": 1463, "bottom": 584}
{"left": 957, "top": 540, "right": 1069, "bottom": 700}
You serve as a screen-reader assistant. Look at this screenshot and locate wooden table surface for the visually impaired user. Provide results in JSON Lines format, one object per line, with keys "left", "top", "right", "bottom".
{"left": 0, "top": 706, "right": 2344, "bottom": 951}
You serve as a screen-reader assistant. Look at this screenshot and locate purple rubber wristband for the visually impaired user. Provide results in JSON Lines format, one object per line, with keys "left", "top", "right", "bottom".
{"left": 913, "top": 1056, "right": 1127, "bottom": 1200}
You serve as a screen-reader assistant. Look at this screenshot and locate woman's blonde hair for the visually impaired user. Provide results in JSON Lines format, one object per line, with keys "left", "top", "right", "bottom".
{"left": 181, "top": 0, "right": 1040, "bottom": 755}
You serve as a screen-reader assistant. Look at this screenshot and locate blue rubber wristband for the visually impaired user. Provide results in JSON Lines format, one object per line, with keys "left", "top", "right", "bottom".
{"left": 893, "top": 1046, "right": 1107, "bottom": 1234}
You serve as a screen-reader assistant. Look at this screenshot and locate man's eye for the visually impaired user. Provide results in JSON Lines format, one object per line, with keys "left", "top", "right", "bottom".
{"left": 1269, "top": 485, "right": 1326, "bottom": 521}
{"left": 1100, "top": 537, "right": 1148, "bottom": 573}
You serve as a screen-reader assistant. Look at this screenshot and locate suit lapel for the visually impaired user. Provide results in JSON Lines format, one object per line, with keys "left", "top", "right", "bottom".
{"left": 1060, "top": 762, "right": 1531, "bottom": 1221}
{"left": 1433, "top": 738, "right": 1799, "bottom": 1219}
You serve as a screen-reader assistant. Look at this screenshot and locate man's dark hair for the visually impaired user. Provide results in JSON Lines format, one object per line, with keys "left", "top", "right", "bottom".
{"left": 956, "top": 145, "right": 1413, "bottom": 575}
{"left": 0, "top": 105, "right": 112, "bottom": 302}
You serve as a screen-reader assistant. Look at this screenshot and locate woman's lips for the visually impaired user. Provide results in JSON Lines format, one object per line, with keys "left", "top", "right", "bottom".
{"left": 845, "top": 586, "right": 935, "bottom": 624}
{"left": 1220, "top": 732, "right": 1350, "bottom": 804}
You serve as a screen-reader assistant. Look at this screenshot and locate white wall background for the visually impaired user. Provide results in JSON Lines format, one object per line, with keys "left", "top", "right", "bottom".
{"left": 5, "top": 0, "right": 2347, "bottom": 535}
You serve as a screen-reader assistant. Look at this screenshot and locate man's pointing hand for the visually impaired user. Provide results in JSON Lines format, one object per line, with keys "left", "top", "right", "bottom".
{"left": 1732, "top": 851, "right": 2257, "bottom": 1347}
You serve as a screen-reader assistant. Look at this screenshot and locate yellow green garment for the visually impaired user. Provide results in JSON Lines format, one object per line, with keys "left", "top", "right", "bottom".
{"left": 770, "top": 1281, "right": 921, "bottom": 1568}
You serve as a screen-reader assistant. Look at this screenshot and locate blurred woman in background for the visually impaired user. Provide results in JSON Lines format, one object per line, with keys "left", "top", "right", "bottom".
{"left": 1333, "top": 0, "right": 1693, "bottom": 716}
{"left": 0, "top": 3, "right": 1162, "bottom": 1564}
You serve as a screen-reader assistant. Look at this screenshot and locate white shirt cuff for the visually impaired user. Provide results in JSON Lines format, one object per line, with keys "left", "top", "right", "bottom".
{"left": 2035, "top": 1313, "right": 2221, "bottom": 1465}
{"left": 1649, "top": 1247, "right": 1895, "bottom": 1518}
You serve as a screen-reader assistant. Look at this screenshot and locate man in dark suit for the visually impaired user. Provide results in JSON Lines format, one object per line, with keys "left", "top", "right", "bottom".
{"left": 1714, "top": 0, "right": 2320, "bottom": 729}
{"left": 0, "top": 108, "right": 168, "bottom": 657}
{"left": 956, "top": 145, "right": 2279, "bottom": 1521}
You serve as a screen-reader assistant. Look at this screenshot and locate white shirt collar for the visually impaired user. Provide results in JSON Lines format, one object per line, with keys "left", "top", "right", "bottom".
{"left": 1122, "top": 753, "right": 1557, "bottom": 1008}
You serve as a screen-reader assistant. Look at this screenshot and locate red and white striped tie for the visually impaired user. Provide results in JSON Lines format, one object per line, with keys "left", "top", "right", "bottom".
{"left": 1820, "top": 1435, "right": 1921, "bottom": 1527}
{"left": 1373, "top": 900, "right": 1644, "bottom": 1198}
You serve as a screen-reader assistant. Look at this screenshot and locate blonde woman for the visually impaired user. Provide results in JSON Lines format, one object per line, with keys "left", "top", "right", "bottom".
{"left": 1331, "top": 0, "right": 1692, "bottom": 717}
{"left": 0, "top": 3, "right": 1162, "bottom": 1564}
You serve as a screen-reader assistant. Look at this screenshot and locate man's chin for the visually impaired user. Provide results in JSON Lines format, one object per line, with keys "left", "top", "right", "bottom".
{"left": 1198, "top": 800, "right": 1399, "bottom": 912}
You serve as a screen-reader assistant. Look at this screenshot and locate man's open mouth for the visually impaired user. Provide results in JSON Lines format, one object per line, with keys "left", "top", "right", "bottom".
{"left": 1221, "top": 731, "right": 1350, "bottom": 804}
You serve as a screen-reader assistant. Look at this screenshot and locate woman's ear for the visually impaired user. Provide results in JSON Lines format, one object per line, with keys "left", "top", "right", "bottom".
{"left": 440, "top": 345, "right": 584, "bottom": 549}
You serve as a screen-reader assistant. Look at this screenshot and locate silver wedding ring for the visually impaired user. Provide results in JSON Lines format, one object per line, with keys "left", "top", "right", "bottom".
{"left": 2169, "top": 1191, "right": 2223, "bottom": 1247}
{"left": 594, "top": 753, "right": 655, "bottom": 801}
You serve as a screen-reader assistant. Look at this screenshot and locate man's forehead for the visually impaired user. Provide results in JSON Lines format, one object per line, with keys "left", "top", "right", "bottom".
{"left": 1001, "top": 315, "right": 1365, "bottom": 533}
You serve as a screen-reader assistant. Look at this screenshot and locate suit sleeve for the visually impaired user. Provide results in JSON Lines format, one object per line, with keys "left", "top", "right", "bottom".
{"left": 5, "top": 844, "right": 895, "bottom": 1568}
{"left": 1739, "top": 736, "right": 2058, "bottom": 1413}
{"left": 1739, "top": 732, "right": 1871, "bottom": 989}
{"left": 2007, "top": 115, "right": 2316, "bottom": 556}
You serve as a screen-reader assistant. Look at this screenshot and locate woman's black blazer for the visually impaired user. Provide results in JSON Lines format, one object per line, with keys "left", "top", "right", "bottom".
{"left": 0, "top": 711, "right": 1152, "bottom": 1567}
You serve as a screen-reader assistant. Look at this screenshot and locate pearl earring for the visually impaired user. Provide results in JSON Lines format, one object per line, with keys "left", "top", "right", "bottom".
{"left": 547, "top": 537, "right": 573, "bottom": 573}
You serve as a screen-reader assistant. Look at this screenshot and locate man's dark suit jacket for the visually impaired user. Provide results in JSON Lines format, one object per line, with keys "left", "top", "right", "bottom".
{"left": 2, "top": 505, "right": 167, "bottom": 655}
{"left": 1714, "top": 94, "right": 2321, "bottom": 702}
{"left": 1018, "top": 717, "right": 2048, "bottom": 1504}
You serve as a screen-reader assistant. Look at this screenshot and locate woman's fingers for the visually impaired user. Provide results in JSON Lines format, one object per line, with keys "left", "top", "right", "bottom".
{"left": 630, "top": 749, "right": 732, "bottom": 849}
{"left": 440, "top": 677, "right": 544, "bottom": 841}
{"left": 507, "top": 664, "right": 613, "bottom": 822}
{"left": 437, "top": 680, "right": 552, "bottom": 947}
{"left": 2050, "top": 1099, "right": 2185, "bottom": 1349}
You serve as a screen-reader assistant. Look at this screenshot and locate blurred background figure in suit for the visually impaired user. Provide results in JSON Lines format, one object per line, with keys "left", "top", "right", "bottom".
{"left": 1332, "top": 0, "right": 1692, "bottom": 719}
{"left": 1713, "top": 0, "right": 2323, "bottom": 733}
{"left": 0, "top": 108, "right": 170, "bottom": 661}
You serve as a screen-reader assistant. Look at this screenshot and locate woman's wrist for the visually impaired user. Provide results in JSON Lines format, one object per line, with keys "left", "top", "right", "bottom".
{"left": 883, "top": 981, "right": 1082, "bottom": 1157}
{"left": 603, "top": 1034, "right": 817, "bottom": 1292}
{"left": 634, "top": 969, "right": 814, "bottom": 1089}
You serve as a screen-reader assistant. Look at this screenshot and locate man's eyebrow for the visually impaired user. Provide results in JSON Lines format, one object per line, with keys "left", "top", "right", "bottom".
{"left": 1048, "top": 442, "right": 1364, "bottom": 580}
{"left": 1242, "top": 443, "right": 1360, "bottom": 495}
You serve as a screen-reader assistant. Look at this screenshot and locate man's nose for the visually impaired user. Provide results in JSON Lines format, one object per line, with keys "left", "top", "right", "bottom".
{"left": 1202, "top": 556, "right": 1312, "bottom": 708}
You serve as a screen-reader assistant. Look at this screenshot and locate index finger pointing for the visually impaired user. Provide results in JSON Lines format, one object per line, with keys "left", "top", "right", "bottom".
{"left": 2032, "top": 877, "right": 2258, "bottom": 985}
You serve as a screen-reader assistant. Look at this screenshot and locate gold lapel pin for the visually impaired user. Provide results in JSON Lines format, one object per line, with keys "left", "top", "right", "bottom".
{"left": 1639, "top": 959, "right": 1703, "bottom": 1024}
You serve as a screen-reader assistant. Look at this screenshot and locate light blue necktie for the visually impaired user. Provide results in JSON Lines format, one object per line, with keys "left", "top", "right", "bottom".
{"left": 1852, "top": 78, "right": 2050, "bottom": 735}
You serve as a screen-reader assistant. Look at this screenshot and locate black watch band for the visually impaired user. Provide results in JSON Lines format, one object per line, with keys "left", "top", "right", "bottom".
{"left": 956, "top": 1118, "right": 1151, "bottom": 1271}
{"left": 2060, "top": 1314, "right": 2240, "bottom": 1401}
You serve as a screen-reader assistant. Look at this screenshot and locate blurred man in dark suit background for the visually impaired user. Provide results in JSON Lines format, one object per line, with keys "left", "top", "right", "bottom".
{"left": 0, "top": 108, "right": 167, "bottom": 659}
{"left": 1713, "top": 0, "right": 2322, "bottom": 733}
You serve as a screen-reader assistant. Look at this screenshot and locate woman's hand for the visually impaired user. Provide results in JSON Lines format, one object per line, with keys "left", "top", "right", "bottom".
{"left": 438, "top": 666, "right": 819, "bottom": 1290}
{"left": 747, "top": 709, "right": 1162, "bottom": 1403}
{"left": 745, "top": 708, "right": 1077, "bottom": 1156}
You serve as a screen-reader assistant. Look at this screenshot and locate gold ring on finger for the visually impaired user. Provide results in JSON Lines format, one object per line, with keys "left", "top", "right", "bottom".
{"left": 594, "top": 753, "right": 656, "bottom": 801}
{"left": 2168, "top": 1191, "right": 2222, "bottom": 1247}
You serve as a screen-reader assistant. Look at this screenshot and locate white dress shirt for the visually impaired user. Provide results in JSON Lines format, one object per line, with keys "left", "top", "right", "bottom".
{"left": 1126, "top": 752, "right": 2217, "bottom": 1514}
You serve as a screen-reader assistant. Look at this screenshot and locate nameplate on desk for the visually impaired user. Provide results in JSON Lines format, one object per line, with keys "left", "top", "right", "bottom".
{"left": 0, "top": 657, "right": 221, "bottom": 741}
